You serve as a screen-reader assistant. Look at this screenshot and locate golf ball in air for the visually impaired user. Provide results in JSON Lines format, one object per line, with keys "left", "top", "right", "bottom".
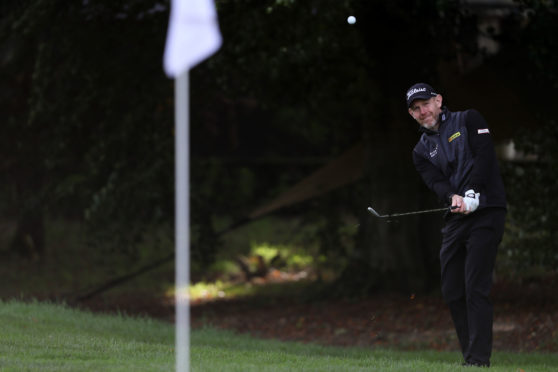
{"left": 347, "top": 16, "right": 356, "bottom": 24}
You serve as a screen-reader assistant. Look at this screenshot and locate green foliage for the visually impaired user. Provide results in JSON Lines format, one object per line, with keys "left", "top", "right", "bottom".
{"left": 1, "top": 0, "right": 176, "bottom": 261}
{"left": 501, "top": 119, "right": 558, "bottom": 272}
{"left": 498, "top": 1, "right": 558, "bottom": 274}
{"left": 518, "top": 0, "right": 558, "bottom": 87}
{"left": 196, "top": 0, "right": 369, "bottom": 155}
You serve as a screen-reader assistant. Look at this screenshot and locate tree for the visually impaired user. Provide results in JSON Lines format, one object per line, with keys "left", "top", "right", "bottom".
{"left": 1, "top": 0, "right": 174, "bottom": 261}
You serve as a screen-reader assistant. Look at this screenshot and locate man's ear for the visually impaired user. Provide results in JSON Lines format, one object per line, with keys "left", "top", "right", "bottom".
{"left": 435, "top": 94, "right": 443, "bottom": 108}
{"left": 408, "top": 107, "right": 414, "bottom": 117}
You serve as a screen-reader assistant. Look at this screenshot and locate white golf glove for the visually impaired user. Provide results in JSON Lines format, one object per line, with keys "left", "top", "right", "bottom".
{"left": 462, "top": 189, "right": 480, "bottom": 213}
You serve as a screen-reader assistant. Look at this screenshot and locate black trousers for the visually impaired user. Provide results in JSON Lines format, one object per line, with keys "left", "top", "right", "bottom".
{"left": 439, "top": 208, "right": 506, "bottom": 365}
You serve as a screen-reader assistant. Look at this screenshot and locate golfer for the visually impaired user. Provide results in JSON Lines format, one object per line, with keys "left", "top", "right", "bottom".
{"left": 406, "top": 83, "right": 506, "bottom": 367}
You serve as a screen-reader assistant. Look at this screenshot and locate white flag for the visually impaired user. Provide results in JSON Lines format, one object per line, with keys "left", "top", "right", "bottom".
{"left": 164, "top": 0, "right": 222, "bottom": 77}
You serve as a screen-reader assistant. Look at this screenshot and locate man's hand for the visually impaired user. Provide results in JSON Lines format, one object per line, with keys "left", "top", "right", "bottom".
{"left": 451, "top": 190, "right": 480, "bottom": 214}
{"left": 450, "top": 194, "right": 464, "bottom": 214}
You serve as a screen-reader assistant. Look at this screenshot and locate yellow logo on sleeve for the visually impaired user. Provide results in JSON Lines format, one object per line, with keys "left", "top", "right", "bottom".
{"left": 448, "top": 132, "right": 461, "bottom": 142}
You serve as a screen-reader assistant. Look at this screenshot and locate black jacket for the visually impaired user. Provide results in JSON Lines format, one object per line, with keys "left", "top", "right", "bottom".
{"left": 412, "top": 107, "right": 506, "bottom": 210}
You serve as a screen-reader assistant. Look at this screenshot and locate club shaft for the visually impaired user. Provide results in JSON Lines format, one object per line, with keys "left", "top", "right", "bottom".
{"left": 385, "top": 207, "right": 449, "bottom": 217}
{"left": 367, "top": 206, "right": 456, "bottom": 218}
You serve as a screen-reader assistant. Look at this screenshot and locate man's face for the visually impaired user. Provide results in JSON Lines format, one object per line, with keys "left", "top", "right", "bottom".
{"left": 408, "top": 95, "right": 443, "bottom": 130}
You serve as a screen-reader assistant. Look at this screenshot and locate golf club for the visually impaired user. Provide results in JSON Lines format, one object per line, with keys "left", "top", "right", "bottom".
{"left": 367, "top": 205, "right": 458, "bottom": 219}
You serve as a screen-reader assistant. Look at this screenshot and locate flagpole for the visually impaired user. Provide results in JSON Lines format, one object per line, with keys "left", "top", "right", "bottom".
{"left": 164, "top": 1, "right": 222, "bottom": 370}
{"left": 175, "top": 71, "right": 190, "bottom": 372}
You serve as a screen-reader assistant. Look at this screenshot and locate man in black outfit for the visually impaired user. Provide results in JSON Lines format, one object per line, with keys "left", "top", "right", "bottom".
{"left": 406, "top": 83, "right": 507, "bottom": 367}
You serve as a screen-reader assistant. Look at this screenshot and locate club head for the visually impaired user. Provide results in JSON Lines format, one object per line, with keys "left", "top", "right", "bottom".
{"left": 367, "top": 206, "right": 382, "bottom": 218}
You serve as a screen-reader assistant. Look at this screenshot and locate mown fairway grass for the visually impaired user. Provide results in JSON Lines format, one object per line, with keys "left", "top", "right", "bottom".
{"left": 192, "top": 327, "right": 558, "bottom": 372}
{"left": 1, "top": 300, "right": 557, "bottom": 371}
{"left": 0, "top": 300, "right": 174, "bottom": 371}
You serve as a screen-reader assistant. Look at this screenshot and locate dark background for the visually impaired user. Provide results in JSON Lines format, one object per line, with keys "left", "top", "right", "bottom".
{"left": 1, "top": 0, "right": 557, "bottom": 302}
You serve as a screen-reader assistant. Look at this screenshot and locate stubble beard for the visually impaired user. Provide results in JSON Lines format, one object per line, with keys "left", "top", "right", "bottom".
{"left": 421, "top": 117, "right": 438, "bottom": 130}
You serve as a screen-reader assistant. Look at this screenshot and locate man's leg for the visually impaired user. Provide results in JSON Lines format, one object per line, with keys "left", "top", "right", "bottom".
{"left": 447, "top": 296, "right": 469, "bottom": 356}
{"left": 464, "top": 209, "right": 506, "bottom": 366}
{"left": 440, "top": 221, "right": 469, "bottom": 358}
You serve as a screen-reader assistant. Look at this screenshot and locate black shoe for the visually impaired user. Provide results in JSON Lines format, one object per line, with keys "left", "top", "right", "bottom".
{"left": 462, "top": 361, "right": 490, "bottom": 368}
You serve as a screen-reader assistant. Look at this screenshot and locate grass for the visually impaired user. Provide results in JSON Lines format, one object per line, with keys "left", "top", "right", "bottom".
{"left": 192, "top": 327, "right": 558, "bottom": 372}
{"left": 0, "top": 300, "right": 174, "bottom": 371}
{"left": 1, "top": 300, "right": 558, "bottom": 372}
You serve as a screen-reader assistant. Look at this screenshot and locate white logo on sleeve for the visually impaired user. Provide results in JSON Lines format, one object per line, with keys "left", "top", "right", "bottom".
{"left": 478, "top": 128, "right": 490, "bottom": 134}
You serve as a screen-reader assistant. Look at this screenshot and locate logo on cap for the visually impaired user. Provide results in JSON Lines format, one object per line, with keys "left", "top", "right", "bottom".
{"left": 406, "top": 88, "right": 426, "bottom": 100}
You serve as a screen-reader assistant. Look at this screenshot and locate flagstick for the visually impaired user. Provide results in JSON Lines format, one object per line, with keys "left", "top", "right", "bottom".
{"left": 175, "top": 71, "right": 190, "bottom": 372}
